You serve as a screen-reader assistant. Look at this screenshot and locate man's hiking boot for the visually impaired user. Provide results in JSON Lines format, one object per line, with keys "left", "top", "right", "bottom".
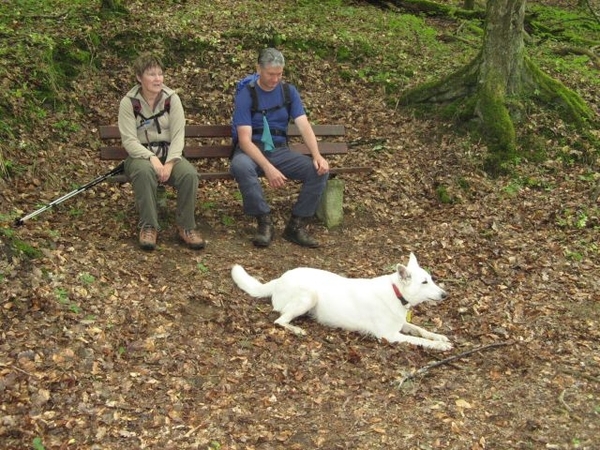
{"left": 252, "top": 214, "right": 274, "bottom": 247}
{"left": 139, "top": 225, "right": 158, "bottom": 251}
{"left": 178, "top": 227, "right": 206, "bottom": 250}
{"left": 283, "top": 215, "right": 319, "bottom": 248}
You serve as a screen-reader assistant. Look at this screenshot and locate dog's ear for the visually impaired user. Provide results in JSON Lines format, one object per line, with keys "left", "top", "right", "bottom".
{"left": 407, "top": 252, "right": 418, "bottom": 268}
{"left": 396, "top": 263, "right": 410, "bottom": 281}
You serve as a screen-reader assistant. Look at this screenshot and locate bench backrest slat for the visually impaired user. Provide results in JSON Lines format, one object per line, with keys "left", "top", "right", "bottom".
{"left": 100, "top": 142, "right": 349, "bottom": 160}
{"left": 98, "top": 124, "right": 346, "bottom": 140}
{"left": 99, "top": 124, "right": 348, "bottom": 160}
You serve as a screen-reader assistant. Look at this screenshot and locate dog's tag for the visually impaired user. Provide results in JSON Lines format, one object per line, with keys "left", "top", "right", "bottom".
{"left": 406, "top": 310, "right": 413, "bottom": 323}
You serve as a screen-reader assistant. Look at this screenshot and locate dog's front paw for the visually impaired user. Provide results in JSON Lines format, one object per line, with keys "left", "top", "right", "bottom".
{"left": 432, "top": 333, "right": 450, "bottom": 343}
{"left": 433, "top": 340, "right": 453, "bottom": 351}
{"left": 275, "top": 319, "right": 307, "bottom": 336}
{"left": 290, "top": 326, "right": 307, "bottom": 336}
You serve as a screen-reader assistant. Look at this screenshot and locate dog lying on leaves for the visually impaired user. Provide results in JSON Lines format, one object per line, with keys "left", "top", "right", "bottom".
{"left": 231, "top": 253, "right": 452, "bottom": 351}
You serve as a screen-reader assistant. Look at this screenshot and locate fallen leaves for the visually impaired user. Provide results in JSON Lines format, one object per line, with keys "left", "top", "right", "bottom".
{"left": 1, "top": 1, "right": 599, "bottom": 449}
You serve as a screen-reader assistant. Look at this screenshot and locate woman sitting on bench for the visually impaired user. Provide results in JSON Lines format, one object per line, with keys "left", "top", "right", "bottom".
{"left": 118, "top": 52, "right": 205, "bottom": 251}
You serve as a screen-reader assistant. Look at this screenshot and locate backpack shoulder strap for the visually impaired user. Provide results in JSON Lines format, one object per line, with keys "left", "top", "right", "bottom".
{"left": 130, "top": 97, "right": 142, "bottom": 118}
{"left": 247, "top": 82, "right": 260, "bottom": 113}
{"left": 281, "top": 82, "right": 292, "bottom": 116}
{"left": 130, "top": 93, "right": 172, "bottom": 134}
{"left": 281, "top": 82, "right": 291, "bottom": 104}
{"left": 130, "top": 94, "right": 171, "bottom": 120}
{"left": 247, "top": 81, "right": 292, "bottom": 116}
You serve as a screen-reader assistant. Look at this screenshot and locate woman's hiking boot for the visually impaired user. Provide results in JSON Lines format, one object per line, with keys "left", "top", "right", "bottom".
{"left": 283, "top": 215, "right": 319, "bottom": 248}
{"left": 177, "top": 226, "right": 206, "bottom": 250}
{"left": 139, "top": 225, "right": 158, "bottom": 251}
{"left": 252, "top": 214, "right": 274, "bottom": 247}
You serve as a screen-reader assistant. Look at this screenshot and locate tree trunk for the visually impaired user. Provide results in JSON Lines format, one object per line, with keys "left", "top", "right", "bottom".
{"left": 399, "top": 0, "right": 595, "bottom": 176}
{"left": 480, "top": 1, "right": 525, "bottom": 96}
{"left": 473, "top": 0, "right": 525, "bottom": 172}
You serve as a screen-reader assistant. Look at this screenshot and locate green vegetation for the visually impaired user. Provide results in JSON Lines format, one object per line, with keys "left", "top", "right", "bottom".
{"left": 55, "top": 287, "right": 81, "bottom": 314}
{"left": 78, "top": 272, "right": 96, "bottom": 285}
{"left": 221, "top": 215, "right": 235, "bottom": 226}
{"left": 1, "top": 0, "right": 598, "bottom": 250}
{"left": 435, "top": 184, "right": 454, "bottom": 204}
{"left": 0, "top": 221, "right": 42, "bottom": 259}
{"left": 32, "top": 437, "right": 46, "bottom": 450}
{"left": 0, "top": 0, "right": 462, "bottom": 155}
{"left": 1, "top": 2, "right": 598, "bottom": 448}
{"left": 528, "top": 4, "right": 600, "bottom": 47}
{"left": 196, "top": 261, "right": 210, "bottom": 273}
{"left": 2, "top": 0, "right": 596, "bottom": 161}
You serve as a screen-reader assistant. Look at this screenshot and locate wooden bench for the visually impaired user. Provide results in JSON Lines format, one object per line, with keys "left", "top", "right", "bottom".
{"left": 98, "top": 124, "right": 371, "bottom": 182}
{"left": 99, "top": 124, "right": 371, "bottom": 227}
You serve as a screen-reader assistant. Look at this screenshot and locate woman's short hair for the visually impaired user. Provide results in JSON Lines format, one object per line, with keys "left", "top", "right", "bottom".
{"left": 257, "top": 48, "right": 285, "bottom": 68}
{"left": 133, "top": 53, "right": 164, "bottom": 78}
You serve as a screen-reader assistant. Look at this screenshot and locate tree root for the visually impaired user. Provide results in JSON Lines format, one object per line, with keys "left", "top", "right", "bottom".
{"left": 399, "top": 52, "right": 596, "bottom": 175}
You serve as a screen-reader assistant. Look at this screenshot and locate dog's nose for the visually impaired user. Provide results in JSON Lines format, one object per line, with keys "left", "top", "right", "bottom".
{"left": 441, "top": 291, "right": 448, "bottom": 299}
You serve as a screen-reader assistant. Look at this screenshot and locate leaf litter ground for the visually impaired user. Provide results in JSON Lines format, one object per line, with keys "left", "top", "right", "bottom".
{"left": 1, "top": 1, "right": 599, "bottom": 449}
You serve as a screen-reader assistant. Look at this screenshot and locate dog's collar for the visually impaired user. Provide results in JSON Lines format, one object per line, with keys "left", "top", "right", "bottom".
{"left": 392, "top": 284, "right": 410, "bottom": 308}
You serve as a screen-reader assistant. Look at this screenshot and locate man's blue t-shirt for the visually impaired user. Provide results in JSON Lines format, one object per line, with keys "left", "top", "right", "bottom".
{"left": 232, "top": 81, "right": 305, "bottom": 146}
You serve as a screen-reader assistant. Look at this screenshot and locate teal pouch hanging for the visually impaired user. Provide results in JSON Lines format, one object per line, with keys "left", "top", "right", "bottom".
{"left": 260, "top": 115, "right": 275, "bottom": 152}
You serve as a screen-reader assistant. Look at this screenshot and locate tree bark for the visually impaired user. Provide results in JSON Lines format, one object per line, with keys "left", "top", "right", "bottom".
{"left": 399, "top": 0, "right": 595, "bottom": 176}
{"left": 473, "top": 0, "right": 526, "bottom": 171}
{"left": 480, "top": 0, "right": 525, "bottom": 97}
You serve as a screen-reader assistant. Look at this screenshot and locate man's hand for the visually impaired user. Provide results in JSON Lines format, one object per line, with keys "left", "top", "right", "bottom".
{"left": 313, "top": 155, "right": 330, "bottom": 175}
{"left": 264, "top": 165, "right": 288, "bottom": 188}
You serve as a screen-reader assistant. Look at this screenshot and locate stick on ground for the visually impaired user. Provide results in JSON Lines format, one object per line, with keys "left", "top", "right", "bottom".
{"left": 397, "top": 341, "right": 515, "bottom": 388}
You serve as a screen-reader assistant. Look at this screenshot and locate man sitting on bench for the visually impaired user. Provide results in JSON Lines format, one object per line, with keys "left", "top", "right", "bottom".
{"left": 230, "top": 48, "right": 330, "bottom": 248}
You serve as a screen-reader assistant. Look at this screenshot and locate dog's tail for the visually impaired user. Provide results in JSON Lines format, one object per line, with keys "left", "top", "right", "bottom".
{"left": 231, "top": 265, "right": 274, "bottom": 298}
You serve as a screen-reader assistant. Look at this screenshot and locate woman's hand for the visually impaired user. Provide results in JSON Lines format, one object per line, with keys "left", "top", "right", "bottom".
{"left": 160, "top": 161, "right": 174, "bottom": 183}
{"left": 150, "top": 156, "right": 169, "bottom": 183}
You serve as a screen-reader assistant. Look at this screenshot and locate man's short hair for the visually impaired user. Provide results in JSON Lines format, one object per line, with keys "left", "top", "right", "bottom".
{"left": 258, "top": 48, "right": 285, "bottom": 68}
{"left": 133, "top": 53, "right": 164, "bottom": 78}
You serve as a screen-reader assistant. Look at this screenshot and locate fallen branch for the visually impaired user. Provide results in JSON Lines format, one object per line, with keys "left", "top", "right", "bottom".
{"left": 590, "top": 179, "right": 600, "bottom": 203}
{"left": 558, "top": 388, "right": 573, "bottom": 412}
{"left": 396, "top": 341, "right": 515, "bottom": 388}
{"left": 0, "top": 11, "right": 70, "bottom": 20}
{"left": 584, "top": 0, "right": 600, "bottom": 24}
{"left": 553, "top": 46, "right": 600, "bottom": 70}
{"left": 183, "top": 423, "right": 204, "bottom": 438}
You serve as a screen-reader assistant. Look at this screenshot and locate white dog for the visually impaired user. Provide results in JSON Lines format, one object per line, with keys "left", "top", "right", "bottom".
{"left": 231, "top": 253, "right": 452, "bottom": 351}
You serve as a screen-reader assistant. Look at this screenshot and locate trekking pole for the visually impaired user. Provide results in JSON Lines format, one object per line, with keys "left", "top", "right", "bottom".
{"left": 14, "top": 162, "right": 125, "bottom": 226}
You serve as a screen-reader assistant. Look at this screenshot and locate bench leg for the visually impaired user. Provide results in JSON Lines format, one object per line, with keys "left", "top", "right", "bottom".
{"left": 316, "top": 178, "right": 345, "bottom": 228}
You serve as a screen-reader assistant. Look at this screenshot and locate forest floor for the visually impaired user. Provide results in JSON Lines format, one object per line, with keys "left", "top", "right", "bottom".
{"left": 1, "top": 1, "right": 599, "bottom": 449}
